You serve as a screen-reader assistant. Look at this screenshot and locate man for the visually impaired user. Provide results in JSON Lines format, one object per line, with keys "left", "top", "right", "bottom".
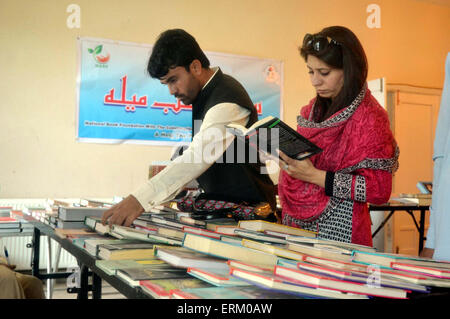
{"left": 421, "top": 53, "right": 450, "bottom": 261}
{"left": 102, "top": 29, "right": 275, "bottom": 227}
{"left": 0, "top": 255, "right": 45, "bottom": 299}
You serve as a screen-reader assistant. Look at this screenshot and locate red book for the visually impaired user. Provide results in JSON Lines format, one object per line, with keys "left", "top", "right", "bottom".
{"left": 274, "top": 265, "right": 409, "bottom": 299}
{"left": 391, "top": 262, "right": 450, "bottom": 279}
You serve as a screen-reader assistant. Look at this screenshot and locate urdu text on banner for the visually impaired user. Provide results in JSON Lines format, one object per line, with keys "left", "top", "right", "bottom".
{"left": 77, "top": 37, "right": 284, "bottom": 145}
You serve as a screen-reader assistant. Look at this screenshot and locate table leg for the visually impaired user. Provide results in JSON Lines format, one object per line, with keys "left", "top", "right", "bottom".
{"left": 418, "top": 209, "right": 426, "bottom": 254}
{"left": 372, "top": 210, "right": 395, "bottom": 238}
{"left": 31, "top": 227, "right": 41, "bottom": 278}
{"left": 92, "top": 272, "right": 102, "bottom": 299}
{"left": 77, "top": 264, "right": 89, "bottom": 299}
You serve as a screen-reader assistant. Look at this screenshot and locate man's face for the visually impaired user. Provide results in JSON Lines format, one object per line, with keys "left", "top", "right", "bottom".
{"left": 159, "top": 65, "right": 202, "bottom": 105}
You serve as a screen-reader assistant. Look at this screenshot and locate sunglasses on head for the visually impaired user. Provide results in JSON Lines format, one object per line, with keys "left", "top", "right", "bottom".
{"left": 303, "top": 33, "right": 341, "bottom": 52}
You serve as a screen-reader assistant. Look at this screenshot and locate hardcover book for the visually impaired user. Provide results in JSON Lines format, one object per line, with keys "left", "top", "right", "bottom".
{"left": 237, "top": 220, "right": 317, "bottom": 238}
{"left": 182, "top": 233, "right": 279, "bottom": 267}
{"left": 351, "top": 250, "right": 450, "bottom": 270}
{"left": 229, "top": 267, "right": 367, "bottom": 299}
{"left": 274, "top": 266, "right": 409, "bottom": 299}
{"left": 97, "top": 242, "right": 157, "bottom": 260}
{"left": 241, "top": 239, "right": 306, "bottom": 262}
{"left": 170, "top": 286, "right": 300, "bottom": 299}
{"left": 187, "top": 267, "right": 250, "bottom": 287}
{"left": 234, "top": 228, "right": 287, "bottom": 244}
{"left": 291, "top": 260, "right": 428, "bottom": 293}
{"left": 58, "top": 206, "right": 108, "bottom": 221}
{"left": 390, "top": 262, "right": 450, "bottom": 279}
{"left": 226, "top": 116, "right": 322, "bottom": 161}
{"left": 95, "top": 258, "right": 167, "bottom": 276}
{"left": 286, "top": 235, "right": 376, "bottom": 253}
{"left": 287, "top": 242, "right": 353, "bottom": 263}
{"left": 155, "top": 246, "right": 229, "bottom": 270}
{"left": 116, "top": 264, "right": 189, "bottom": 286}
{"left": 140, "top": 278, "right": 212, "bottom": 299}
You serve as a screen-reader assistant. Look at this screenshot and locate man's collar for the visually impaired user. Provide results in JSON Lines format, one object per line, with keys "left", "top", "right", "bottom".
{"left": 202, "top": 67, "right": 220, "bottom": 90}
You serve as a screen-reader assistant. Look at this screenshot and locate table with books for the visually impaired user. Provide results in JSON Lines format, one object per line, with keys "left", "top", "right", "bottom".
{"left": 5, "top": 198, "right": 450, "bottom": 300}
{"left": 369, "top": 198, "right": 430, "bottom": 253}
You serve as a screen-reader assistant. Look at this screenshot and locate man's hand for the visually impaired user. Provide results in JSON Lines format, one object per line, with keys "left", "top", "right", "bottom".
{"left": 101, "top": 195, "right": 145, "bottom": 227}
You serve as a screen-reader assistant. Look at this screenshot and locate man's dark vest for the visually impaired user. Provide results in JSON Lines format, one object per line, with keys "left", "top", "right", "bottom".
{"left": 191, "top": 68, "right": 276, "bottom": 209}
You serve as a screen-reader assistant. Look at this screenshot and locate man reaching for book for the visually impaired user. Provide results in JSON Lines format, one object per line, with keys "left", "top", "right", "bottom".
{"left": 102, "top": 29, "right": 275, "bottom": 227}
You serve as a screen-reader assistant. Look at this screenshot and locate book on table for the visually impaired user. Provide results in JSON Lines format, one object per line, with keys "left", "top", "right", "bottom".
{"left": 149, "top": 215, "right": 206, "bottom": 229}
{"left": 376, "top": 268, "right": 450, "bottom": 288}
{"left": 226, "top": 115, "right": 322, "bottom": 161}
{"left": 297, "top": 255, "right": 370, "bottom": 273}
{"left": 182, "top": 233, "right": 279, "bottom": 268}
{"left": 351, "top": 250, "right": 450, "bottom": 269}
{"left": 277, "top": 258, "right": 429, "bottom": 293}
{"left": 204, "top": 218, "right": 239, "bottom": 232}
{"left": 182, "top": 225, "right": 222, "bottom": 240}
{"left": 56, "top": 219, "right": 86, "bottom": 229}
{"left": 67, "top": 234, "right": 105, "bottom": 248}
{"left": 226, "top": 260, "right": 274, "bottom": 274}
{"left": 228, "top": 266, "right": 368, "bottom": 299}
{"left": 54, "top": 228, "right": 97, "bottom": 239}
{"left": 274, "top": 266, "right": 409, "bottom": 299}
{"left": 170, "top": 286, "right": 300, "bottom": 299}
{"left": 139, "top": 278, "right": 212, "bottom": 299}
{"left": 241, "top": 239, "right": 306, "bottom": 262}
{"left": 296, "top": 255, "right": 450, "bottom": 289}
{"left": 58, "top": 206, "right": 108, "bottom": 221}
{"left": 84, "top": 216, "right": 113, "bottom": 236}
{"left": 234, "top": 228, "right": 287, "bottom": 244}
{"left": 111, "top": 224, "right": 183, "bottom": 246}
{"left": 187, "top": 267, "right": 251, "bottom": 287}
{"left": 95, "top": 258, "right": 167, "bottom": 276}
{"left": 133, "top": 220, "right": 186, "bottom": 239}
{"left": 237, "top": 220, "right": 317, "bottom": 238}
{"left": 286, "top": 242, "right": 353, "bottom": 263}
{"left": 286, "top": 235, "right": 376, "bottom": 253}
{"left": 155, "top": 246, "right": 229, "bottom": 270}
{"left": 0, "top": 217, "right": 21, "bottom": 229}
{"left": 84, "top": 238, "right": 139, "bottom": 257}
{"left": 390, "top": 262, "right": 450, "bottom": 279}
{"left": 116, "top": 264, "right": 190, "bottom": 287}
{"left": 96, "top": 242, "right": 157, "bottom": 260}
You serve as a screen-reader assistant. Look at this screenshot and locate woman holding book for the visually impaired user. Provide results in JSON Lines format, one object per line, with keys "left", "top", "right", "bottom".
{"left": 277, "top": 26, "right": 398, "bottom": 246}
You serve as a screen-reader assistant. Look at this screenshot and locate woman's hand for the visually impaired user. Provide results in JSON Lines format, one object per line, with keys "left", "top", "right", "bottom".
{"left": 278, "top": 150, "right": 326, "bottom": 188}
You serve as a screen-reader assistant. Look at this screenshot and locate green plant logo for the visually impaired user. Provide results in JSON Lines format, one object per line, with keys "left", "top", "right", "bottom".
{"left": 88, "top": 45, "right": 110, "bottom": 65}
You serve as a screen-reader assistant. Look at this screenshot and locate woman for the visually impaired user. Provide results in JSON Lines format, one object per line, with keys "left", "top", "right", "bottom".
{"left": 278, "top": 26, "right": 399, "bottom": 246}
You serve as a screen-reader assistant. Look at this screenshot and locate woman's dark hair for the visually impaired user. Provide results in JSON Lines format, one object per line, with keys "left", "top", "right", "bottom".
{"left": 147, "top": 29, "right": 210, "bottom": 79}
{"left": 299, "top": 26, "right": 368, "bottom": 122}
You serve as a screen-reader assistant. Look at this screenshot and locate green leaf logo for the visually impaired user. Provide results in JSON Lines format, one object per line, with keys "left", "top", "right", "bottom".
{"left": 94, "top": 45, "right": 103, "bottom": 55}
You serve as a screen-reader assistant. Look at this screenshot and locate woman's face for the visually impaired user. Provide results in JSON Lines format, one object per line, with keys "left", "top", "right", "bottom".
{"left": 306, "top": 55, "right": 344, "bottom": 99}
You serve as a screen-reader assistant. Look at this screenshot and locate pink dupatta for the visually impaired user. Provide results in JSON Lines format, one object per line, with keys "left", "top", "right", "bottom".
{"left": 279, "top": 87, "right": 397, "bottom": 224}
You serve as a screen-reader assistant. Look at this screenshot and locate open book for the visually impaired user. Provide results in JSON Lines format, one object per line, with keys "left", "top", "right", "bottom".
{"left": 226, "top": 116, "right": 322, "bottom": 160}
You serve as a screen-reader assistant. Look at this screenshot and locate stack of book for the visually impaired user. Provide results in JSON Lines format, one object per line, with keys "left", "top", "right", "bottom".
{"left": 1, "top": 210, "right": 34, "bottom": 234}
{"left": 82, "top": 208, "right": 450, "bottom": 299}
{"left": 57, "top": 206, "right": 108, "bottom": 229}
{"left": 0, "top": 216, "right": 22, "bottom": 235}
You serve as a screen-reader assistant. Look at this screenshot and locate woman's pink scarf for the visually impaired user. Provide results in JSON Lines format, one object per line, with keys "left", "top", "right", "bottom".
{"left": 278, "top": 87, "right": 397, "bottom": 222}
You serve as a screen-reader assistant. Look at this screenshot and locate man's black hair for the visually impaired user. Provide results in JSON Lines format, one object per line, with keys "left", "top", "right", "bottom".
{"left": 147, "top": 29, "right": 210, "bottom": 79}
